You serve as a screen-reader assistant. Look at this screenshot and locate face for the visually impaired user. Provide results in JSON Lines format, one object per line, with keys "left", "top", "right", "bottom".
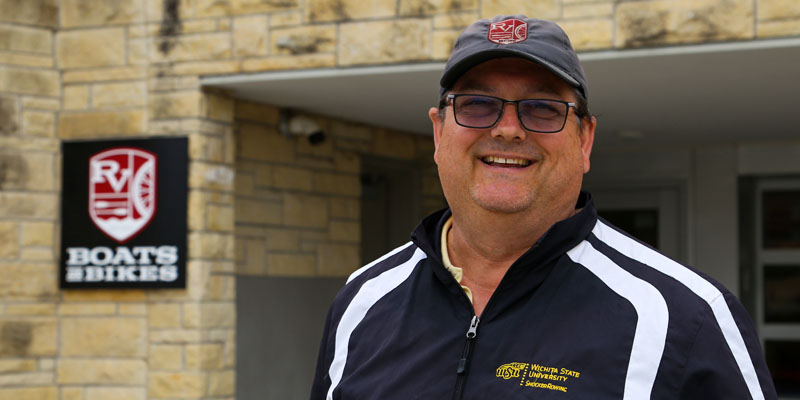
{"left": 429, "top": 58, "right": 595, "bottom": 217}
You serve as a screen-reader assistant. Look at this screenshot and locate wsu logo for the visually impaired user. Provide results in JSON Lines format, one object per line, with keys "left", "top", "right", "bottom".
{"left": 89, "top": 147, "right": 157, "bottom": 243}
{"left": 496, "top": 362, "right": 528, "bottom": 380}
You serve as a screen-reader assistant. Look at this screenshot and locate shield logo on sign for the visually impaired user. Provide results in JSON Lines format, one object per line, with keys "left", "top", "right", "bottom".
{"left": 89, "top": 147, "right": 157, "bottom": 243}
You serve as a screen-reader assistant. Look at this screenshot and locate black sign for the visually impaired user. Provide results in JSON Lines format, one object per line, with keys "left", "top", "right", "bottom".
{"left": 60, "top": 137, "right": 187, "bottom": 289}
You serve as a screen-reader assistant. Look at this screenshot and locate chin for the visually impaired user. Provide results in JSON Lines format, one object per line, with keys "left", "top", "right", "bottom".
{"left": 472, "top": 193, "right": 532, "bottom": 214}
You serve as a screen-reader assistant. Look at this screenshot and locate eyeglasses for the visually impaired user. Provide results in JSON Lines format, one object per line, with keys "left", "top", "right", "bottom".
{"left": 447, "top": 94, "right": 575, "bottom": 133}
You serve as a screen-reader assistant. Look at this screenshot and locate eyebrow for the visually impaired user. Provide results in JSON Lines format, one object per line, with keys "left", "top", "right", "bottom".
{"left": 453, "top": 80, "right": 564, "bottom": 98}
{"left": 526, "top": 85, "right": 562, "bottom": 97}
{"left": 452, "top": 80, "right": 492, "bottom": 93}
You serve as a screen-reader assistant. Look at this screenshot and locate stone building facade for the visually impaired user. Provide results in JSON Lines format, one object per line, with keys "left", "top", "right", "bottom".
{"left": 1, "top": 0, "right": 799, "bottom": 399}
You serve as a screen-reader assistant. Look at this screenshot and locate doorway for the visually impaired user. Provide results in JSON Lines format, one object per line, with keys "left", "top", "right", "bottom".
{"left": 748, "top": 178, "right": 800, "bottom": 399}
{"left": 360, "top": 156, "right": 423, "bottom": 264}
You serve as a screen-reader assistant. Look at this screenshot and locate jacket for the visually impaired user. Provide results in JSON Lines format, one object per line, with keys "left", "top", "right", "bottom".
{"left": 310, "top": 192, "right": 777, "bottom": 400}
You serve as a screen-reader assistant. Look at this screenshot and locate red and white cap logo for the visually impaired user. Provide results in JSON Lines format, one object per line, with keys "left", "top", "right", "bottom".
{"left": 488, "top": 18, "right": 528, "bottom": 45}
{"left": 89, "top": 147, "right": 157, "bottom": 243}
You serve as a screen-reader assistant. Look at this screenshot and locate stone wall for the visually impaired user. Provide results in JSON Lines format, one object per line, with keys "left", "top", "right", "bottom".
{"left": 13, "top": 0, "right": 790, "bottom": 88}
{"left": 0, "top": 1, "right": 61, "bottom": 399}
{"left": 27, "top": 0, "right": 800, "bottom": 86}
{"left": 1, "top": 0, "right": 799, "bottom": 399}
{"left": 2, "top": 0, "right": 239, "bottom": 399}
{"left": 49, "top": 82, "right": 239, "bottom": 398}
{"left": 233, "top": 100, "right": 443, "bottom": 278}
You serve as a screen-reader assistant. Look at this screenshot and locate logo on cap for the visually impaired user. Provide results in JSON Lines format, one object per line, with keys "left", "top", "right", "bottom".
{"left": 488, "top": 18, "right": 528, "bottom": 45}
{"left": 89, "top": 147, "right": 157, "bottom": 243}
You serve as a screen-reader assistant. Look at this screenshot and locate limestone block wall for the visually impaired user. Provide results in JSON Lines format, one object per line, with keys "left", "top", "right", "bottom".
{"left": 0, "top": 1, "right": 61, "bottom": 399}
{"left": 22, "top": 0, "right": 794, "bottom": 86}
{"left": 2, "top": 1, "right": 238, "bottom": 399}
{"left": 7, "top": 0, "right": 787, "bottom": 94}
{"left": 53, "top": 80, "right": 239, "bottom": 398}
{"left": 233, "top": 99, "right": 444, "bottom": 278}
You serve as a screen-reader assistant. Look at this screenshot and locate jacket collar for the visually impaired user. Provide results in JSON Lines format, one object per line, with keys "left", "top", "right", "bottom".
{"left": 411, "top": 192, "right": 598, "bottom": 316}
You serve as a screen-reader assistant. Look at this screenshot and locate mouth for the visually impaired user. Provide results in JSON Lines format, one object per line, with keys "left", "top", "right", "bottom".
{"left": 481, "top": 155, "right": 532, "bottom": 168}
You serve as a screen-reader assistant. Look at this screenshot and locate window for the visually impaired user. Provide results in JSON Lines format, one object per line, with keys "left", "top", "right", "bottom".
{"left": 762, "top": 190, "right": 800, "bottom": 248}
{"left": 753, "top": 180, "right": 800, "bottom": 399}
{"left": 598, "top": 209, "right": 659, "bottom": 249}
{"left": 590, "top": 185, "right": 684, "bottom": 261}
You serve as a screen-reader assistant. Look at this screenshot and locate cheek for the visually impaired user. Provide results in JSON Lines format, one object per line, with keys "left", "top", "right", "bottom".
{"left": 435, "top": 136, "right": 475, "bottom": 189}
{"left": 437, "top": 130, "right": 473, "bottom": 162}
{"left": 541, "top": 136, "right": 585, "bottom": 174}
{"left": 436, "top": 142, "right": 463, "bottom": 176}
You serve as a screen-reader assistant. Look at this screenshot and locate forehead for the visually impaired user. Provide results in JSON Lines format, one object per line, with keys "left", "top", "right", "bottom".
{"left": 451, "top": 57, "right": 574, "bottom": 98}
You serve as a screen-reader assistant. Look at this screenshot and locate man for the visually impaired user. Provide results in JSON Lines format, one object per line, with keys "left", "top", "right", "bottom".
{"left": 311, "top": 15, "right": 776, "bottom": 399}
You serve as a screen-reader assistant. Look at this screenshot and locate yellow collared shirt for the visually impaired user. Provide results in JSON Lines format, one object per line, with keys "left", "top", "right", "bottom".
{"left": 441, "top": 216, "right": 473, "bottom": 303}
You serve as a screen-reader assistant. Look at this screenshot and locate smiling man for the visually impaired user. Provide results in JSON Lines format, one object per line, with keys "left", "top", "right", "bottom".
{"left": 430, "top": 56, "right": 595, "bottom": 316}
{"left": 311, "top": 15, "right": 776, "bottom": 400}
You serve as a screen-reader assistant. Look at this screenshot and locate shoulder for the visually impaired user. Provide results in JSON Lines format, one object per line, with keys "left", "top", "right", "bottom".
{"left": 571, "top": 219, "right": 774, "bottom": 398}
{"left": 573, "top": 218, "right": 761, "bottom": 363}
{"left": 346, "top": 241, "right": 425, "bottom": 287}
{"left": 566, "top": 217, "right": 746, "bottom": 348}
{"left": 326, "top": 242, "right": 427, "bottom": 316}
{"left": 347, "top": 242, "right": 420, "bottom": 282}
{"left": 576, "top": 218, "right": 731, "bottom": 307}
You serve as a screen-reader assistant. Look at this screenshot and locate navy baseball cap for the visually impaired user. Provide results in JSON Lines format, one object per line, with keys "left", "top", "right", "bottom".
{"left": 440, "top": 15, "right": 588, "bottom": 99}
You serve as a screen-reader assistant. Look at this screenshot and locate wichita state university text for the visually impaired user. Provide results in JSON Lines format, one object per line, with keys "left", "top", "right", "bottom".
{"left": 65, "top": 245, "right": 179, "bottom": 282}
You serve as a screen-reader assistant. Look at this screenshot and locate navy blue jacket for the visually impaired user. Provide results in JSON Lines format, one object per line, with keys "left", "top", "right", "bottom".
{"left": 311, "top": 193, "right": 776, "bottom": 399}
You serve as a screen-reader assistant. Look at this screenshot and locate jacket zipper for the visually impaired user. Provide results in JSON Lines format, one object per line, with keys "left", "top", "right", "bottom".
{"left": 452, "top": 315, "right": 480, "bottom": 400}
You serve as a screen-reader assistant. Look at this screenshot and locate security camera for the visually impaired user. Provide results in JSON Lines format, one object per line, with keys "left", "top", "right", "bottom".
{"left": 280, "top": 111, "right": 326, "bottom": 145}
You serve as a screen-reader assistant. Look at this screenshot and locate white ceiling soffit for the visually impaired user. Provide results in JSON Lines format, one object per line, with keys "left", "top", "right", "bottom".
{"left": 201, "top": 38, "right": 800, "bottom": 150}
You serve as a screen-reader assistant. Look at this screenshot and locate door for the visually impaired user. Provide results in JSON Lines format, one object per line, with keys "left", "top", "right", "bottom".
{"left": 753, "top": 178, "right": 800, "bottom": 399}
{"left": 360, "top": 156, "right": 422, "bottom": 263}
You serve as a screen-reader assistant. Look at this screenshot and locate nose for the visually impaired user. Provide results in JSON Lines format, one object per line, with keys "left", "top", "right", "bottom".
{"left": 491, "top": 102, "right": 527, "bottom": 141}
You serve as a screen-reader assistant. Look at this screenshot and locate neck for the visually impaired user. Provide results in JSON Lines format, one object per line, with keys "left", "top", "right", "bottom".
{"left": 446, "top": 200, "right": 577, "bottom": 314}
{"left": 449, "top": 208, "right": 564, "bottom": 269}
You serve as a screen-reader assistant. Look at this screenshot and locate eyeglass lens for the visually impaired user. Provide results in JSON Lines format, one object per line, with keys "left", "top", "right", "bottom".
{"left": 453, "top": 95, "right": 569, "bottom": 133}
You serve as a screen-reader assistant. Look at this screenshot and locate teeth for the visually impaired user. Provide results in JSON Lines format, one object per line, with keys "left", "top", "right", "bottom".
{"left": 483, "top": 156, "right": 530, "bottom": 166}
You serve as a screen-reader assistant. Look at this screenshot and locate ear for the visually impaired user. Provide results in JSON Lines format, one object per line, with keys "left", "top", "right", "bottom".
{"left": 579, "top": 116, "right": 596, "bottom": 174}
{"left": 428, "top": 107, "right": 444, "bottom": 164}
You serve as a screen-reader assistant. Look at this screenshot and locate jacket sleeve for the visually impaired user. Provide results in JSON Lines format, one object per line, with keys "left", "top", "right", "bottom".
{"left": 677, "top": 292, "right": 777, "bottom": 399}
{"left": 310, "top": 306, "right": 335, "bottom": 400}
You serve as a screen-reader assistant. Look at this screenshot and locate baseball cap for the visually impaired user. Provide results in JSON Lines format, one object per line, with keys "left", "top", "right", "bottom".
{"left": 440, "top": 15, "right": 588, "bottom": 99}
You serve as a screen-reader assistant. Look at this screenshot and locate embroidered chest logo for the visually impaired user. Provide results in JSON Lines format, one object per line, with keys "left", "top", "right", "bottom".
{"left": 496, "top": 362, "right": 528, "bottom": 380}
{"left": 495, "top": 362, "right": 582, "bottom": 393}
{"left": 488, "top": 19, "right": 528, "bottom": 45}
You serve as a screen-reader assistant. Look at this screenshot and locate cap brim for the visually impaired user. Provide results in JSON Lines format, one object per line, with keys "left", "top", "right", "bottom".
{"left": 440, "top": 48, "right": 580, "bottom": 93}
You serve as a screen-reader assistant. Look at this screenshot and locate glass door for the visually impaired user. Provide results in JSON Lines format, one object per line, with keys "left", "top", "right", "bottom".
{"left": 755, "top": 179, "right": 800, "bottom": 399}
